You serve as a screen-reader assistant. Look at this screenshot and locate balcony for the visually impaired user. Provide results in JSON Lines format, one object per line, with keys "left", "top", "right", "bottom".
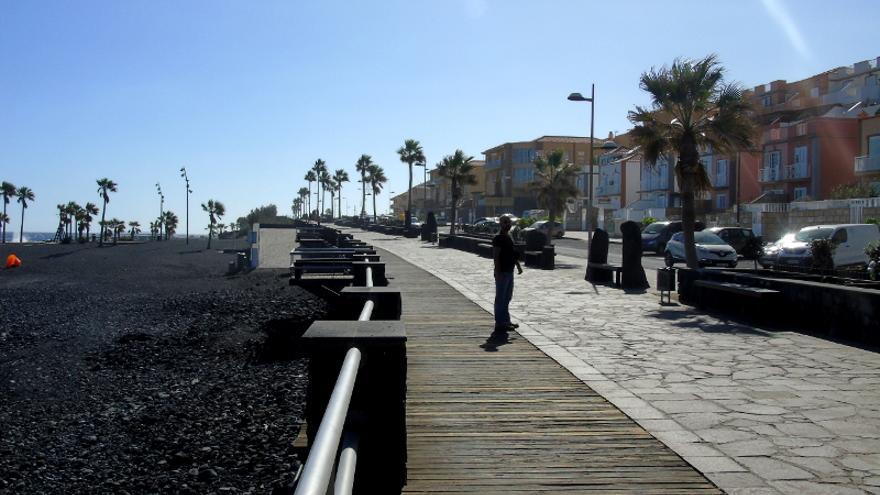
{"left": 783, "top": 163, "right": 810, "bottom": 180}
{"left": 759, "top": 167, "right": 780, "bottom": 182}
{"left": 855, "top": 155, "right": 880, "bottom": 174}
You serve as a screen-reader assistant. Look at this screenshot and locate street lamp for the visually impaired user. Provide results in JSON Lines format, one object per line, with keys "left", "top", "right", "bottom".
{"left": 414, "top": 161, "right": 428, "bottom": 218}
{"left": 180, "top": 167, "right": 192, "bottom": 244}
{"left": 155, "top": 183, "right": 165, "bottom": 240}
{"left": 568, "top": 85, "right": 595, "bottom": 246}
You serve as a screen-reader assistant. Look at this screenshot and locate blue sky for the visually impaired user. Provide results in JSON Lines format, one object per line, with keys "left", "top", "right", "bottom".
{"left": 1, "top": 0, "right": 878, "bottom": 231}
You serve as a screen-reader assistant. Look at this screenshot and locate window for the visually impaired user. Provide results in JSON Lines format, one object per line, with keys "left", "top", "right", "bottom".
{"left": 793, "top": 187, "right": 808, "bottom": 200}
{"left": 810, "top": 87, "right": 819, "bottom": 98}
{"left": 796, "top": 123, "right": 808, "bottom": 136}
{"left": 831, "top": 229, "right": 848, "bottom": 245}
{"left": 762, "top": 94, "right": 773, "bottom": 107}
{"left": 716, "top": 159, "right": 729, "bottom": 186}
{"left": 716, "top": 193, "right": 728, "bottom": 209}
{"left": 869, "top": 135, "right": 880, "bottom": 157}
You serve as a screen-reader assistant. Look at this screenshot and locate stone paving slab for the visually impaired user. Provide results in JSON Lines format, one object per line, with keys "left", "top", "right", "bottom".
{"left": 345, "top": 227, "right": 880, "bottom": 495}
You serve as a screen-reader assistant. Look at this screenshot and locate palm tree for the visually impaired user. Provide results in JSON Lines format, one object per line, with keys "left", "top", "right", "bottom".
{"left": 65, "top": 202, "right": 80, "bottom": 240}
{"left": 111, "top": 219, "right": 125, "bottom": 243}
{"left": 0, "top": 213, "right": 9, "bottom": 241}
{"left": 367, "top": 164, "right": 387, "bottom": 224}
{"left": 202, "top": 199, "right": 225, "bottom": 249}
{"left": 436, "top": 150, "right": 478, "bottom": 235}
{"left": 629, "top": 55, "right": 756, "bottom": 268}
{"left": 297, "top": 187, "right": 309, "bottom": 218}
{"left": 304, "top": 171, "right": 317, "bottom": 221}
{"left": 56, "top": 203, "right": 67, "bottom": 239}
{"left": 320, "top": 170, "right": 333, "bottom": 219}
{"left": 129, "top": 221, "right": 141, "bottom": 240}
{"left": 149, "top": 220, "right": 158, "bottom": 240}
{"left": 74, "top": 206, "right": 86, "bottom": 241}
{"left": 531, "top": 149, "right": 580, "bottom": 244}
{"left": 163, "top": 211, "right": 179, "bottom": 239}
{"left": 96, "top": 178, "right": 118, "bottom": 246}
{"left": 1, "top": 181, "right": 16, "bottom": 243}
{"left": 397, "top": 139, "right": 425, "bottom": 228}
{"left": 16, "top": 186, "right": 35, "bottom": 243}
{"left": 333, "top": 169, "right": 349, "bottom": 219}
{"left": 311, "top": 160, "right": 327, "bottom": 224}
{"left": 355, "top": 154, "right": 373, "bottom": 220}
{"left": 83, "top": 202, "right": 99, "bottom": 241}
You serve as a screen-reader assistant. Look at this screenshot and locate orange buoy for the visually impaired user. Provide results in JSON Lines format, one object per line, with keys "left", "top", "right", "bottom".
{"left": 5, "top": 254, "right": 21, "bottom": 269}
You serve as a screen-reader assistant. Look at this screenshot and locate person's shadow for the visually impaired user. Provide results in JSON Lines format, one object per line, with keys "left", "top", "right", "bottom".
{"left": 480, "top": 329, "right": 514, "bottom": 352}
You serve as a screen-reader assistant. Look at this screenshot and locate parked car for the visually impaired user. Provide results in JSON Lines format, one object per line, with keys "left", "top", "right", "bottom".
{"left": 641, "top": 221, "right": 704, "bottom": 254}
{"left": 706, "top": 227, "right": 759, "bottom": 257}
{"left": 524, "top": 220, "right": 565, "bottom": 239}
{"left": 775, "top": 224, "right": 880, "bottom": 269}
{"left": 664, "top": 231, "right": 738, "bottom": 268}
{"left": 758, "top": 232, "right": 795, "bottom": 268}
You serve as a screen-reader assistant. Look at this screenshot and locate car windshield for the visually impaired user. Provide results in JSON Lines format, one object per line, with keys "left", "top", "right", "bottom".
{"left": 795, "top": 228, "right": 833, "bottom": 242}
{"left": 694, "top": 232, "right": 727, "bottom": 245}
{"left": 774, "top": 233, "right": 796, "bottom": 245}
{"left": 643, "top": 222, "right": 666, "bottom": 234}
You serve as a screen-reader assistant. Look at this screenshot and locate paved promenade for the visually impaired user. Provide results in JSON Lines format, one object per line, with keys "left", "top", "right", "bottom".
{"left": 347, "top": 227, "right": 880, "bottom": 495}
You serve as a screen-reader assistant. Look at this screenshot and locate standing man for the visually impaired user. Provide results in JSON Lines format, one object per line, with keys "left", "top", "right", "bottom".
{"left": 492, "top": 214, "right": 523, "bottom": 332}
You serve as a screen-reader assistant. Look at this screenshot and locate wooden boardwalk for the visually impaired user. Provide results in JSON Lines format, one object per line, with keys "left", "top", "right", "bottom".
{"left": 379, "top": 249, "right": 722, "bottom": 494}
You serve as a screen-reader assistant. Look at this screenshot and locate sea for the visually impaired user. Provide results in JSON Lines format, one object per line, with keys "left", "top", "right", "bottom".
{"left": 1, "top": 232, "right": 56, "bottom": 243}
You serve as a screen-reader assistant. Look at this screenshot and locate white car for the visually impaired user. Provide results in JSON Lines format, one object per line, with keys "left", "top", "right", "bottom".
{"left": 775, "top": 224, "right": 880, "bottom": 269}
{"left": 664, "top": 231, "right": 738, "bottom": 268}
{"left": 525, "top": 220, "right": 565, "bottom": 239}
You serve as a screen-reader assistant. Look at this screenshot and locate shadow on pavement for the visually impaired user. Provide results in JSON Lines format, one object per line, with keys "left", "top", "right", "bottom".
{"left": 645, "top": 309, "right": 774, "bottom": 336}
{"left": 480, "top": 330, "right": 515, "bottom": 352}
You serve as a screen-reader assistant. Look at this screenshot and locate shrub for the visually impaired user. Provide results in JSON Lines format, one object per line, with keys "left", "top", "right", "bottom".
{"left": 641, "top": 217, "right": 658, "bottom": 229}
{"left": 517, "top": 217, "right": 537, "bottom": 229}
{"left": 866, "top": 217, "right": 879, "bottom": 226}
{"left": 866, "top": 240, "right": 880, "bottom": 261}
{"left": 810, "top": 238, "right": 835, "bottom": 271}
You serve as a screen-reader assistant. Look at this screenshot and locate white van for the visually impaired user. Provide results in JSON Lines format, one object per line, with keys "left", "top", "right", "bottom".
{"left": 775, "top": 224, "right": 880, "bottom": 268}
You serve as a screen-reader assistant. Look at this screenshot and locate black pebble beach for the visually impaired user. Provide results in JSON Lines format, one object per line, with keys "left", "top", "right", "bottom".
{"left": 0, "top": 239, "right": 326, "bottom": 494}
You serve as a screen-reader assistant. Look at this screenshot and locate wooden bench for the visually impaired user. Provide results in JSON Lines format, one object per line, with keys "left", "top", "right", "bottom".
{"left": 587, "top": 262, "right": 622, "bottom": 286}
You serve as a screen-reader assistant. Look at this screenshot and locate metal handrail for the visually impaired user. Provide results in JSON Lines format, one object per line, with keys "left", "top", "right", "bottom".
{"left": 294, "top": 231, "right": 375, "bottom": 495}
{"left": 293, "top": 347, "right": 361, "bottom": 495}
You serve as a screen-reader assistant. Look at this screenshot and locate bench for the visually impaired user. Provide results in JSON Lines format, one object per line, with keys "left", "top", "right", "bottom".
{"left": 292, "top": 259, "right": 356, "bottom": 279}
{"left": 587, "top": 262, "right": 622, "bottom": 286}
{"left": 693, "top": 280, "right": 780, "bottom": 319}
{"left": 477, "top": 242, "right": 493, "bottom": 258}
{"left": 523, "top": 246, "right": 555, "bottom": 270}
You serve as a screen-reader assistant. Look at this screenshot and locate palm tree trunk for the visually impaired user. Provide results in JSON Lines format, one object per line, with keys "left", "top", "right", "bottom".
{"left": 99, "top": 199, "right": 107, "bottom": 246}
{"left": 406, "top": 163, "right": 413, "bottom": 229}
{"left": 1, "top": 202, "right": 6, "bottom": 243}
{"left": 307, "top": 183, "right": 312, "bottom": 222}
{"left": 450, "top": 194, "right": 458, "bottom": 235}
{"left": 372, "top": 190, "right": 377, "bottom": 224}
{"left": 361, "top": 172, "right": 366, "bottom": 220}
{"left": 330, "top": 192, "right": 334, "bottom": 219}
{"left": 338, "top": 191, "right": 342, "bottom": 220}
{"left": 207, "top": 224, "right": 212, "bottom": 249}
{"left": 680, "top": 176, "right": 699, "bottom": 269}
{"left": 19, "top": 207, "right": 25, "bottom": 243}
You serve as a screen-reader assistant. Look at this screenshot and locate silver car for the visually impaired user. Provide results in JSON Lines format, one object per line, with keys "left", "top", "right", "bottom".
{"left": 526, "top": 220, "right": 565, "bottom": 239}
{"left": 664, "top": 231, "right": 738, "bottom": 268}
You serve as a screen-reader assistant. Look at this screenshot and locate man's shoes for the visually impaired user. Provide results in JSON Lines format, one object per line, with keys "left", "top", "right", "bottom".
{"left": 509, "top": 322, "right": 520, "bottom": 329}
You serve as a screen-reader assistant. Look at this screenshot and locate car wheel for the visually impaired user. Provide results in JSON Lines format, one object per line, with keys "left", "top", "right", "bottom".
{"left": 664, "top": 251, "right": 674, "bottom": 267}
{"left": 728, "top": 261, "right": 738, "bottom": 268}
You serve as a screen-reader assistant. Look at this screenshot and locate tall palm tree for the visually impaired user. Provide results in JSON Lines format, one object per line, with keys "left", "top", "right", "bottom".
{"left": 163, "top": 211, "right": 179, "bottom": 239}
{"left": 96, "top": 178, "right": 118, "bottom": 246}
{"left": 320, "top": 170, "right": 332, "bottom": 219}
{"left": 111, "top": 219, "right": 125, "bottom": 243}
{"left": 304, "top": 170, "right": 317, "bottom": 221}
{"left": 367, "top": 164, "right": 387, "bottom": 224}
{"left": 65, "top": 201, "right": 80, "bottom": 239}
{"left": 16, "top": 186, "right": 35, "bottom": 243}
{"left": 74, "top": 205, "right": 87, "bottom": 241}
{"left": 436, "top": 150, "right": 478, "bottom": 235}
{"left": 333, "top": 169, "right": 349, "bottom": 219}
{"left": 397, "top": 139, "right": 425, "bottom": 228}
{"left": 531, "top": 149, "right": 580, "bottom": 245}
{"left": 297, "top": 187, "right": 309, "bottom": 218}
{"left": 1, "top": 181, "right": 16, "bottom": 243}
{"left": 629, "top": 55, "right": 756, "bottom": 268}
{"left": 56, "top": 203, "right": 67, "bottom": 239}
{"left": 355, "top": 154, "right": 373, "bottom": 220}
{"left": 129, "top": 221, "right": 141, "bottom": 239}
{"left": 83, "top": 202, "right": 99, "bottom": 241}
{"left": 0, "top": 213, "right": 9, "bottom": 241}
{"left": 311, "top": 160, "right": 327, "bottom": 223}
{"left": 202, "top": 199, "right": 225, "bottom": 249}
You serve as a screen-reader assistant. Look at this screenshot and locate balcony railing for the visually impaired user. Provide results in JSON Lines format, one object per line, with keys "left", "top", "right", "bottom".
{"left": 759, "top": 167, "right": 780, "bottom": 182}
{"left": 783, "top": 163, "right": 810, "bottom": 180}
{"left": 855, "top": 155, "right": 880, "bottom": 173}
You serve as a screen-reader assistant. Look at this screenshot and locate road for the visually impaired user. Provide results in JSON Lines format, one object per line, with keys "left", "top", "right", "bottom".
{"left": 553, "top": 236, "right": 668, "bottom": 271}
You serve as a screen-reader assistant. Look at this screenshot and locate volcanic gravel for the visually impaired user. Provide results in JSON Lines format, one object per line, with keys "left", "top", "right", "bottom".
{"left": 0, "top": 239, "right": 327, "bottom": 494}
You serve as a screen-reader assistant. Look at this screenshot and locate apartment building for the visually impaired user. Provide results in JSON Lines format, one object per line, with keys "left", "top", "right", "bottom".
{"left": 855, "top": 114, "right": 880, "bottom": 190}
{"left": 596, "top": 144, "right": 640, "bottom": 211}
{"left": 482, "top": 136, "right": 597, "bottom": 219}
{"left": 427, "top": 160, "right": 486, "bottom": 224}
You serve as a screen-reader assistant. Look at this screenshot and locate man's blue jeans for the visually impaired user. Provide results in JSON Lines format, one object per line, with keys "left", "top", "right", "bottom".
{"left": 494, "top": 271, "right": 514, "bottom": 327}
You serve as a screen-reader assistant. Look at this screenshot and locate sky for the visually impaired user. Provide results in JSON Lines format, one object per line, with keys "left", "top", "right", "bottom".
{"left": 1, "top": 0, "right": 878, "bottom": 232}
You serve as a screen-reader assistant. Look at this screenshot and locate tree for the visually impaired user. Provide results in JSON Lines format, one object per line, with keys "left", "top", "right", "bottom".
{"left": 16, "top": 186, "right": 35, "bottom": 243}
{"left": 324, "top": 174, "right": 336, "bottom": 219}
{"left": 367, "top": 164, "right": 387, "bottom": 224}
{"left": 355, "top": 154, "right": 373, "bottom": 220}
{"left": 436, "top": 150, "right": 478, "bottom": 235}
{"left": 202, "top": 199, "right": 225, "bottom": 249}
{"left": 1, "top": 181, "right": 15, "bottom": 243}
{"left": 629, "top": 55, "right": 756, "bottom": 268}
{"left": 56, "top": 204, "right": 67, "bottom": 239}
{"left": 129, "top": 221, "right": 141, "bottom": 239}
{"left": 333, "top": 169, "right": 349, "bottom": 219}
{"left": 397, "top": 139, "right": 425, "bottom": 228}
{"left": 96, "top": 178, "right": 118, "bottom": 247}
{"left": 0, "top": 213, "right": 9, "bottom": 241}
{"left": 830, "top": 181, "right": 878, "bottom": 200}
{"left": 65, "top": 201, "right": 80, "bottom": 240}
{"left": 112, "top": 219, "right": 126, "bottom": 243}
{"left": 531, "top": 149, "right": 580, "bottom": 244}
{"left": 297, "top": 187, "right": 309, "bottom": 218}
{"left": 304, "top": 170, "right": 317, "bottom": 222}
{"left": 163, "top": 211, "right": 179, "bottom": 239}
{"left": 74, "top": 205, "right": 87, "bottom": 241}
{"left": 311, "top": 160, "right": 327, "bottom": 224}
{"left": 83, "top": 202, "right": 99, "bottom": 241}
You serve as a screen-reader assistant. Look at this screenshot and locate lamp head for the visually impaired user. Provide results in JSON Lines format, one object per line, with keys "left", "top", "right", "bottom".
{"left": 568, "top": 92, "right": 592, "bottom": 102}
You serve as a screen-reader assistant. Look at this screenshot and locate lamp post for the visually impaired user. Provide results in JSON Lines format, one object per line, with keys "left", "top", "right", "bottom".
{"left": 414, "top": 162, "right": 427, "bottom": 219}
{"left": 155, "top": 183, "right": 165, "bottom": 240}
{"left": 180, "top": 167, "right": 192, "bottom": 244}
{"left": 568, "top": 84, "right": 595, "bottom": 247}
